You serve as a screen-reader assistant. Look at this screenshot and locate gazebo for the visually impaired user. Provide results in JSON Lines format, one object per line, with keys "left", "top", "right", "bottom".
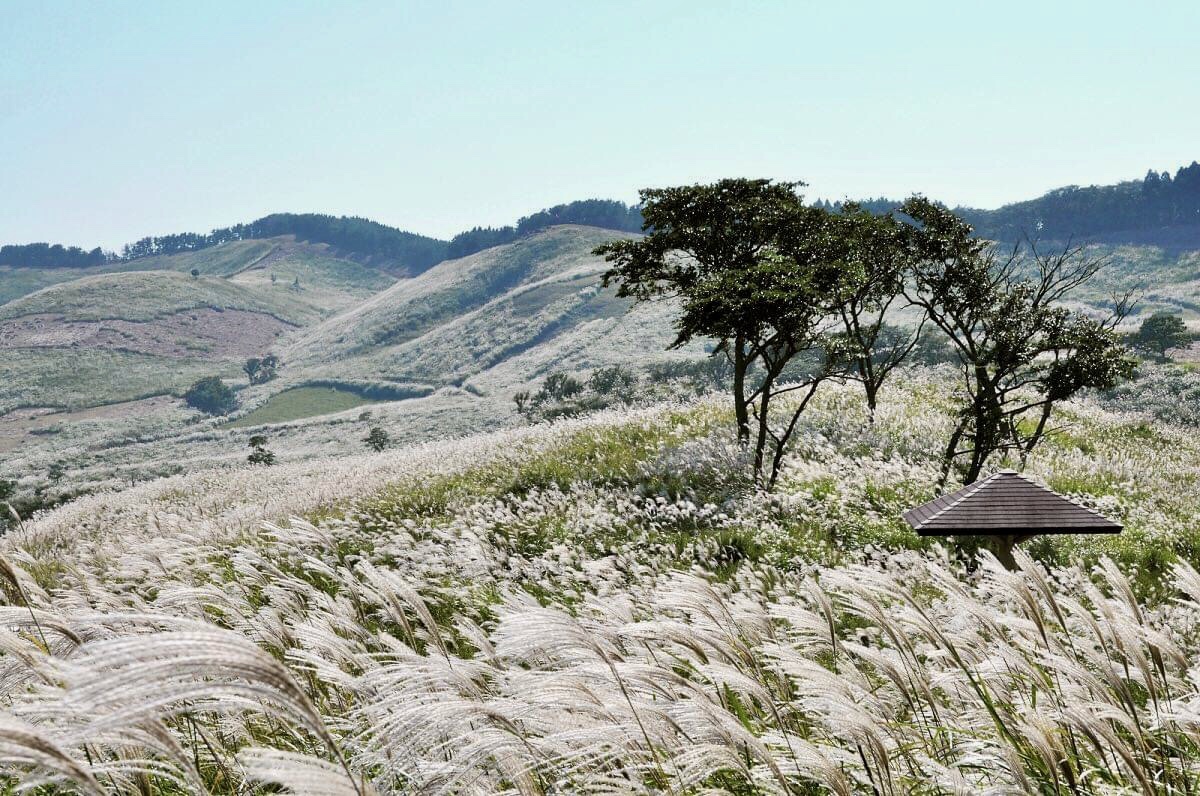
{"left": 902, "top": 469, "right": 1122, "bottom": 569}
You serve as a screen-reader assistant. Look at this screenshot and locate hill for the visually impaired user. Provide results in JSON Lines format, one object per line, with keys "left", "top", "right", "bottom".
{"left": 0, "top": 269, "right": 310, "bottom": 324}
{"left": 284, "top": 224, "right": 699, "bottom": 393}
{"left": 0, "top": 224, "right": 698, "bottom": 486}
{"left": 3, "top": 219, "right": 1196, "bottom": 491}
{"left": 3, "top": 373, "right": 1200, "bottom": 792}
{"left": 0, "top": 246, "right": 400, "bottom": 419}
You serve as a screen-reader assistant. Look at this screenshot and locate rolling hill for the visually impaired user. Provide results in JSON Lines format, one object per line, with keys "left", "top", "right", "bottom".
{"left": 0, "top": 224, "right": 694, "bottom": 491}
{"left": 3, "top": 217, "right": 1199, "bottom": 495}
{"left": 3, "top": 162, "right": 1200, "bottom": 496}
{"left": 282, "top": 225, "right": 701, "bottom": 394}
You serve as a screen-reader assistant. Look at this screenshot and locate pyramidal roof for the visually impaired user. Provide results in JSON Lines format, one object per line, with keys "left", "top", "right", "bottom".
{"left": 903, "top": 470, "right": 1122, "bottom": 536}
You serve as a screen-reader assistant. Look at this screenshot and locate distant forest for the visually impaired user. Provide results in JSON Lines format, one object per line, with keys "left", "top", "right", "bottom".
{"left": 0, "top": 243, "right": 110, "bottom": 270}
{"left": 446, "top": 199, "right": 643, "bottom": 259}
{"left": 0, "top": 200, "right": 644, "bottom": 271}
{"left": 818, "top": 161, "right": 1200, "bottom": 242}
{"left": 118, "top": 213, "right": 448, "bottom": 273}
{"left": 4, "top": 164, "right": 1200, "bottom": 270}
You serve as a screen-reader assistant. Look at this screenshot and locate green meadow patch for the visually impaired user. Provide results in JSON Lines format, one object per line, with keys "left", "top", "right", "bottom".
{"left": 224, "top": 385, "right": 380, "bottom": 428}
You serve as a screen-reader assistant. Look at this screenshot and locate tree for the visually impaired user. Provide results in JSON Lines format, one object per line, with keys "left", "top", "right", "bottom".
{"left": 247, "top": 435, "right": 276, "bottom": 466}
{"left": 595, "top": 179, "right": 870, "bottom": 488}
{"left": 47, "top": 461, "right": 67, "bottom": 485}
{"left": 190, "top": 268, "right": 200, "bottom": 279}
{"left": 0, "top": 479, "right": 15, "bottom": 502}
{"left": 244, "top": 354, "right": 280, "bottom": 385}
{"left": 822, "top": 203, "right": 923, "bottom": 420}
{"left": 513, "top": 390, "right": 531, "bottom": 416}
{"left": 901, "top": 198, "right": 1136, "bottom": 488}
{"left": 1133, "top": 311, "right": 1192, "bottom": 358}
{"left": 364, "top": 426, "right": 391, "bottom": 452}
{"left": 184, "top": 377, "right": 238, "bottom": 416}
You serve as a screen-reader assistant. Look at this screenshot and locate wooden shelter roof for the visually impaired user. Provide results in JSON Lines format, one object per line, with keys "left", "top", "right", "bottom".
{"left": 902, "top": 469, "right": 1122, "bottom": 537}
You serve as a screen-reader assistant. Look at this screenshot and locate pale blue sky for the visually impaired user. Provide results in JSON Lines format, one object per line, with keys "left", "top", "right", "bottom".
{"left": 2, "top": 1, "right": 1197, "bottom": 249}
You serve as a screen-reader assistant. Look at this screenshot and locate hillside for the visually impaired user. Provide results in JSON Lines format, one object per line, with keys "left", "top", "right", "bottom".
{"left": 285, "top": 225, "right": 699, "bottom": 393}
{"left": 3, "top": 373, "right": 1200, "bottom": 792}
{"left": 0, "top": 225, "right": 701, "bottom": 492}
{"left": 3, "top": 219, "right": 1198, "bottom": 494}
{"left": 0, "top": 236, "right": 417, "bottom": 416}
{"left": 0, "top": 270, "right": 309, "bottom": 324}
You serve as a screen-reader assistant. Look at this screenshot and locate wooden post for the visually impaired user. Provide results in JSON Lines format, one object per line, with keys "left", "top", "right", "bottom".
{"left": 991, "top": 535, "right": 1018, "bottom": 570}
{"left": 990, "top": 534, "right": 1034, "bottom": 570}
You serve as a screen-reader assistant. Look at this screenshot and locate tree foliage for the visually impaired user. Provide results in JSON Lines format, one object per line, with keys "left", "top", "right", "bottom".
{"left": 244, "top": 355, "right": 280, "bottom": 385}
{"left": 448, "top": 199, "right": 643, "bottom": 259}
{"left": 119, "top": 213, "right": 448, "bottom": 273}
{"left": 817, "top": 161, "right": 1200, "bottom": 243}
{"left": 0, "top": 243, "right": 110, "bottom": 269}
{"left": 597, "top": 179, "right": 904, "bottom": 487}
{"left": 1132, "top": 311, "right": 1193, "bottom": 358}
{"left": 184, "top": 377, "right": 238, "bottom": 416}
{"left": 901, "top": 197, "right": 1136, "bottom": 486}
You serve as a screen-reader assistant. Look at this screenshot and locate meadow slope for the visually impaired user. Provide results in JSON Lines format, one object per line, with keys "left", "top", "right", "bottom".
{"left": 2, "top": 371, "right": 1200, "bottom": 792}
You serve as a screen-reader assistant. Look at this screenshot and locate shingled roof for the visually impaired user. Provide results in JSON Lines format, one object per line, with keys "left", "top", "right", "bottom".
{"left": 903, "top": 469, "right": 1122, "bottom": 537}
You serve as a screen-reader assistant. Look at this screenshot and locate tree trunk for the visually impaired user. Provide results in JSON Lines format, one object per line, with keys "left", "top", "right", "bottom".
{"left": 752, "top": 389, "right": 772, "bottom": 487}
{"left": 732, "top": 336, "right": 751, "bottom": 445}
{"left": 863, "top": 378, "right": 878, "bottom": 424}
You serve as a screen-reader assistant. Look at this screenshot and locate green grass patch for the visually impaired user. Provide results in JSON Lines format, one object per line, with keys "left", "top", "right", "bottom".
{"left": 225, "top": 386, "right": 379, "bottom": 428}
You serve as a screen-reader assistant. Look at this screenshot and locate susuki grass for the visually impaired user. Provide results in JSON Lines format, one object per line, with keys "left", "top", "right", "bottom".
{"left": 1, "top": 372, "right": 1200, "bottom": 792}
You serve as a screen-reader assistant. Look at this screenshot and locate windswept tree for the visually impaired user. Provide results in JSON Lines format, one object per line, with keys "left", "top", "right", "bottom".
{"left": 901, "top": 198, "right": 1136, "bottom": 487}
{"left": 822, "top": 203, "right": 923, "bottom": 420}
{"left": 596, "top": 179, "right": 883, "bottom": 487}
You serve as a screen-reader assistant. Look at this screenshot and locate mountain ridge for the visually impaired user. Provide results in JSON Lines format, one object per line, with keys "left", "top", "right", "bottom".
{"left": 7, "top": 161, "right": 1199, "bottom": 273}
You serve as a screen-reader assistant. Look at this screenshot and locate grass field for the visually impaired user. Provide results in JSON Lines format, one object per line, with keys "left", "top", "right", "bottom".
{"left": 0, "top": 348, "right": 239, "bottom": 414}
{"left": 0, "top": 269, "right": 317, "bottom": 324}
{"left": 5, "top": 371, "right": 1200, "bottom": 792}
{"left": 225, "top": 385, "right": 379, "bottom": 428}
{"left": 0, "top": 265, "right": 95, "bottom": 305}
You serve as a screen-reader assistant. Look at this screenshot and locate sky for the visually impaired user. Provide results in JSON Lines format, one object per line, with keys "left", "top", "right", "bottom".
{"left": 2, "top": 1, "right": 1198, "bottom": 250}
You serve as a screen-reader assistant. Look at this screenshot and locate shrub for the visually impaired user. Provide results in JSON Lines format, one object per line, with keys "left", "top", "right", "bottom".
{"left": 364, "top": 426, "right": 390, "bottom": 452}
{"left": 244, "top": 354, "right": 280, "bottom": 385}
{"left": 247, "top": 435, "right": 276, "bottom": 466}
{"left": 184, "top": 377, "right": 238, "bottom": 416}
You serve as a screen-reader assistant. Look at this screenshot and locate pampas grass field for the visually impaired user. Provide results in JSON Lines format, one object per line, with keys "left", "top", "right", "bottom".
{"left": 2, "top": 370, "right": 1200, "bottom": 793}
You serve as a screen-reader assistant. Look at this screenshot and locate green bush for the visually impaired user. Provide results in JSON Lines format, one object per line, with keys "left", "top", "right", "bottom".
{"left": 184, "top": 377, "right": 238, "bottom": 416}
